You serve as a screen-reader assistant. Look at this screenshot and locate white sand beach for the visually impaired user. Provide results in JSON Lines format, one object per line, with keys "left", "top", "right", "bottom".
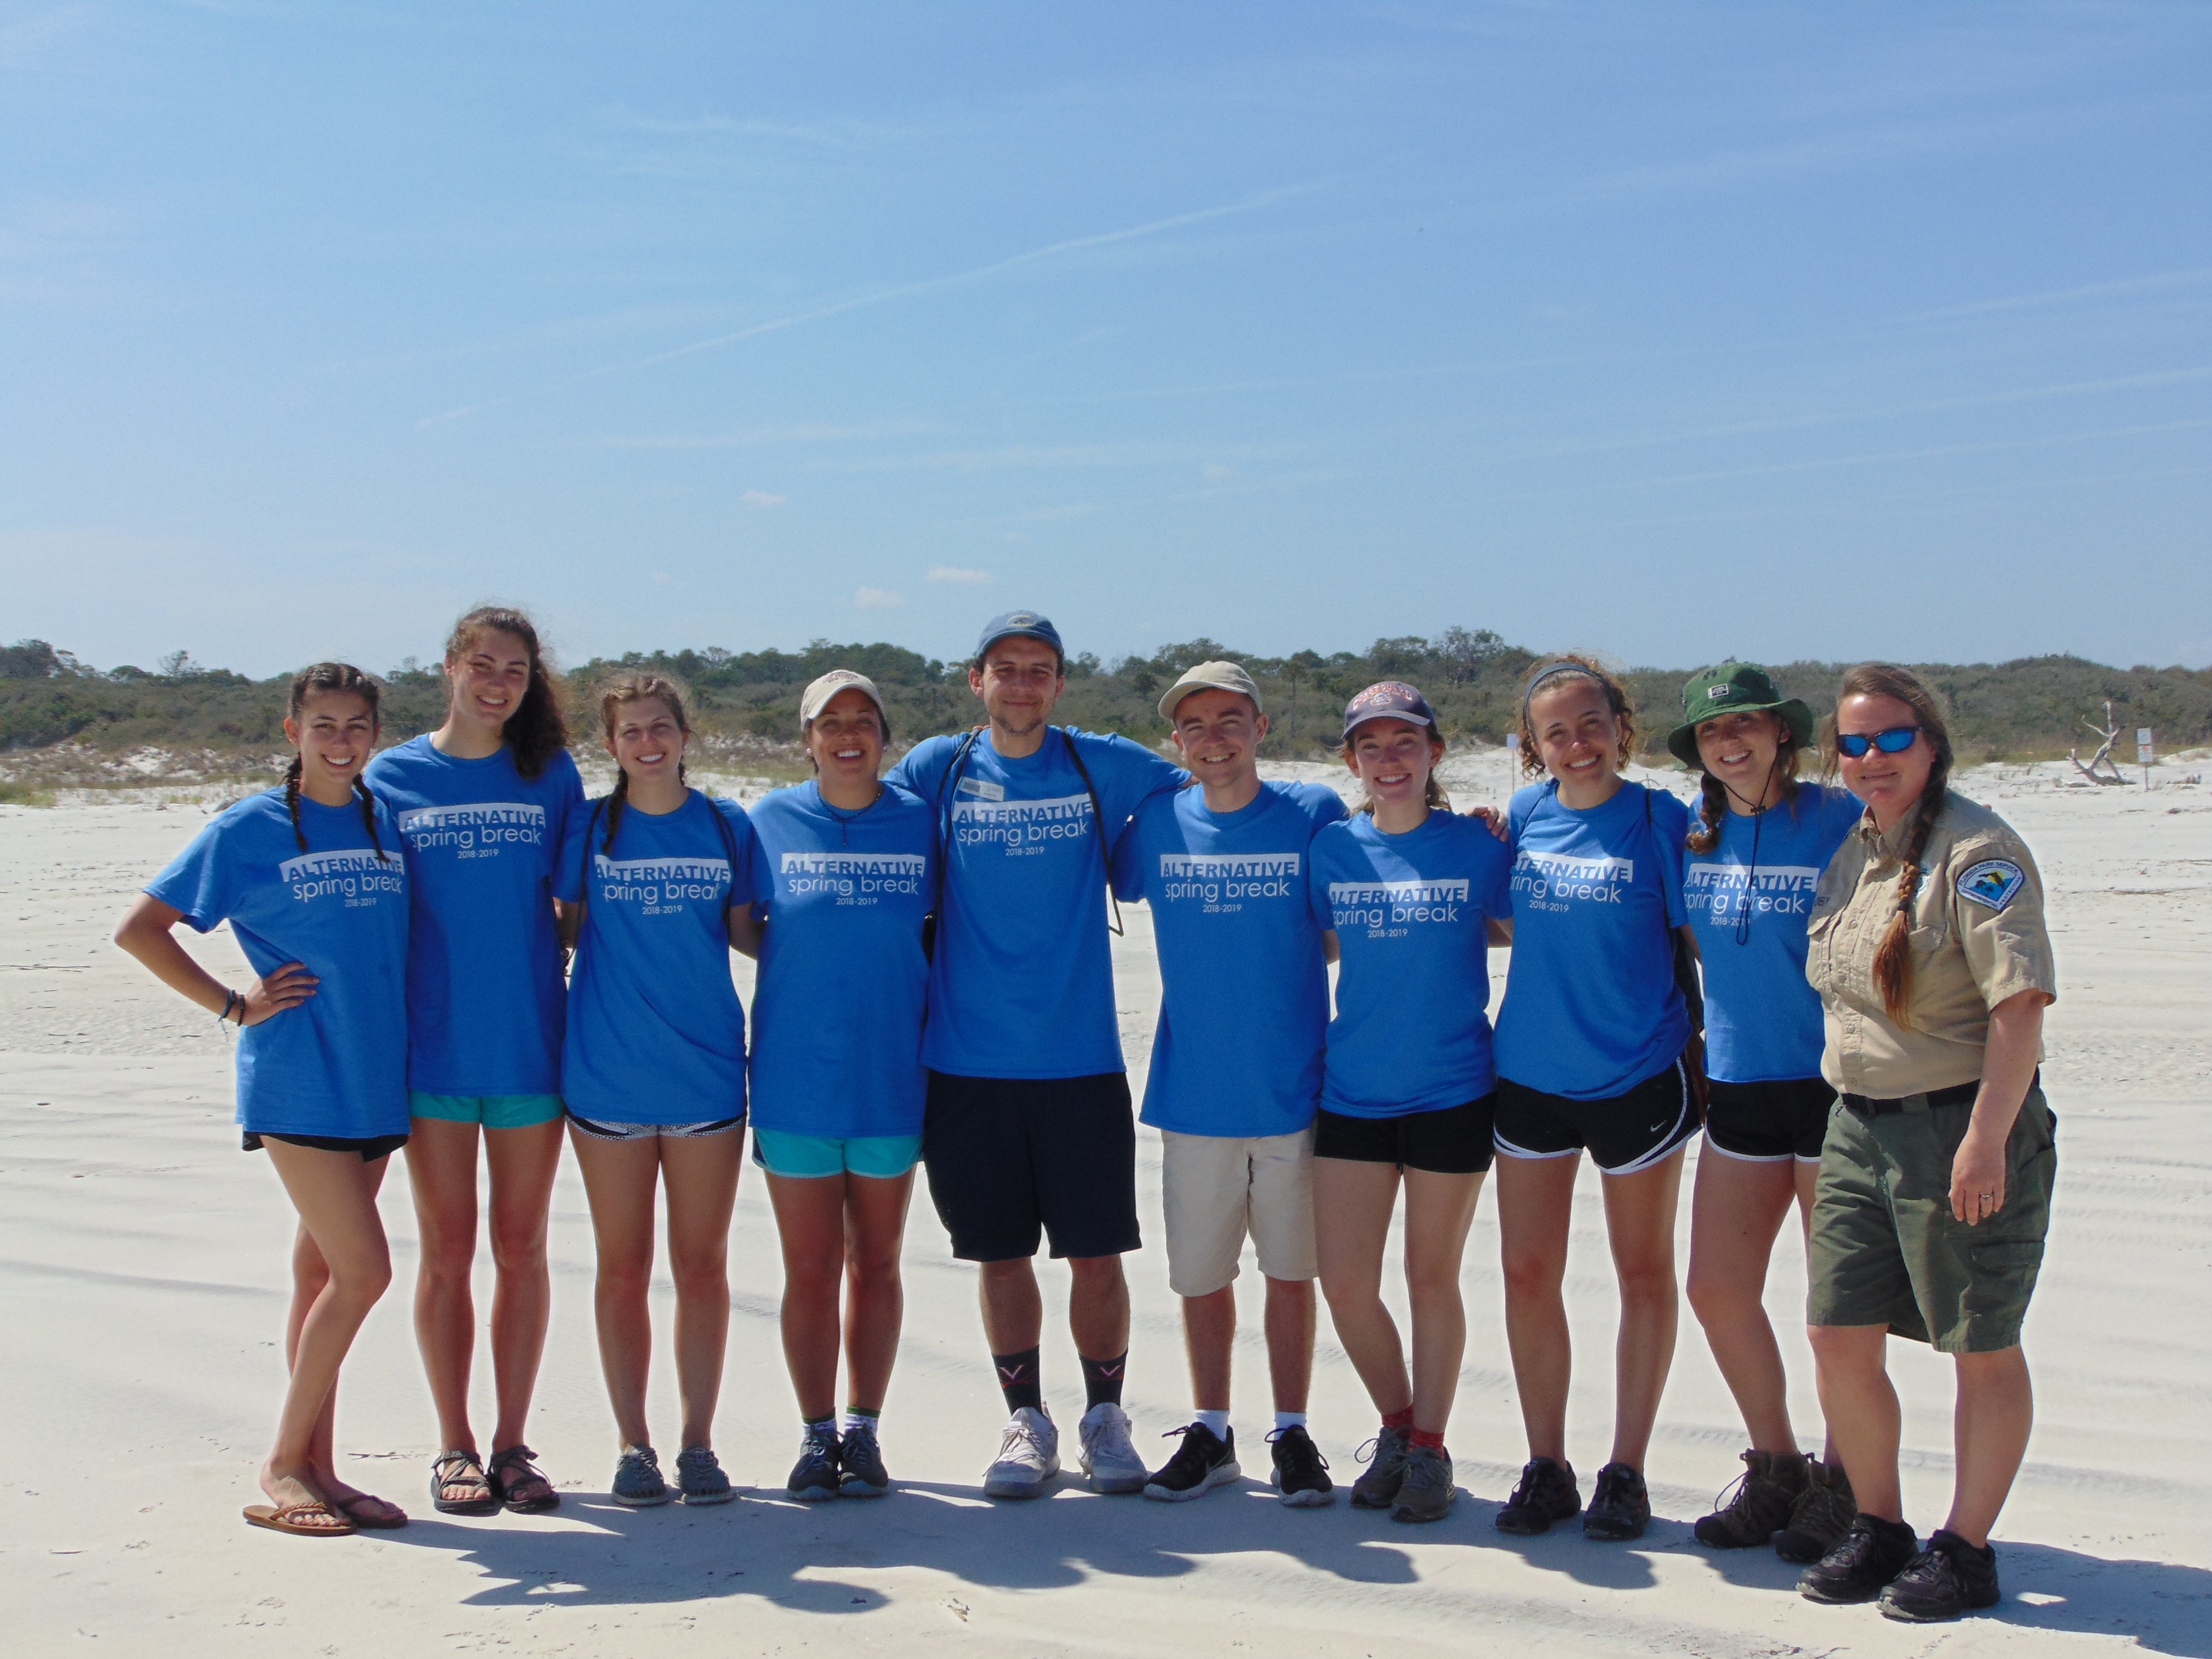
{"left": 3, "top": 762, "right": 2207, "bottom": 1656}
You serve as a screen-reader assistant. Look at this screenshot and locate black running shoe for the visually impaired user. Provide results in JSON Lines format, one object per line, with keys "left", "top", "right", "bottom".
{"left": 1582, "top": 1461, "right": 1651, "bottom": 1541}
{"left": 786, "top": 1423, "right": 842, "bottom": 1502}
{"left": 1799, "top": 1514, "right": 1920, "bottom": 1604}
{"left": 1143, "top": 1423, "right": 1240, "bottom": 1503}
{"left": 1879, "top": 1530, "right": 2001, "bottom": 1622}
{"left": 1495, "top": 1456, "right": 1580, "bottom": 1535}
{"left": 1389, "top": 1444, "right": 1457, "bottom": 1524}
{"left": 1266, "top": 1425, "right": 1334, "bottom": 1507}
{"left": 1349, "top": 1425, "right": 1411, "bottom": 1510}
{"left": 1774, "top": 1457, "right": 1857, "bottom": 1563}
{"left": 838, "top": 1421, "right": 891, "bottom": 1498}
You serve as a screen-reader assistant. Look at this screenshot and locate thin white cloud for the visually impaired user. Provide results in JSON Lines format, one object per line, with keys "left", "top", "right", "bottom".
{"left": 854, "top": 586, "right": 903, "bottom": 609}
{"left": 1905, "top": 267, "right": 2212, "bottom": 323}
{"left": 741, "top": 489, "right": 786, "bottom": 509}
{"left": 926, "top": 565, "right": 993, "bottom": 585}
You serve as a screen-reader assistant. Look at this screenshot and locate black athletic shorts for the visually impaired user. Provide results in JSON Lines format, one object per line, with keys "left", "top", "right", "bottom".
{"left": 1313, "top": 1096, "right": 1496, "bottom": 1175}
{"left": 1704, "top": 1077, "right": 1836, "bottom": 1163}
{"left": 243, "top": 1129, "right": 409, "bottom": 1163}
{"left": 921, "top": 1070, "right": 1139, "bottom": 1262}
{"left": 1492, "top": 1057, "right": 1698, "bottom": 1176}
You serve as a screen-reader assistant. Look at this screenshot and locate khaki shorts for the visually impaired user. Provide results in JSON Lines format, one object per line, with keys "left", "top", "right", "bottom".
{"left": 1806, "top": 1084, "right": 2056, "bottom": 1353}
{"left": 1160, "top": 1127, "right": 1318, "bottom": 1297}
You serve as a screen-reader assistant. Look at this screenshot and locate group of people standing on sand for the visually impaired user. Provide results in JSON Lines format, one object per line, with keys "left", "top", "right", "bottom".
{"left": 112, "top": 602, "right": 2060, "bottom": 1626}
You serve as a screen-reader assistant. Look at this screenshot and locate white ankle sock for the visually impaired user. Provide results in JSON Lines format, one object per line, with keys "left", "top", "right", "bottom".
{"left": 1273, "top": 1411, "right": 1308, "bottom": 1433}
{"left": 1193, "top": 1409, "right": 1231, "bottom": 1437}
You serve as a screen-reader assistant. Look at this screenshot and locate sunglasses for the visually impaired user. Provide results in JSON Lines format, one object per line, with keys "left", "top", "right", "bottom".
{"left": 1835, "top": 726, "right": 1920, "bottom": 758}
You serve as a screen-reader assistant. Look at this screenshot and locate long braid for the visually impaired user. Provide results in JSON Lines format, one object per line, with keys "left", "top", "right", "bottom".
{"left": 283, "top": 756, "right": 308, "bottom": 852}
{"left": 1685, "top": 771, "right": 1729, "bottom": 854}
{"left": 1869, "top": 753, "right": 1951, "bottom": 1026}
{"left": 604, "top": 769, "right": 629, "bottom": 854}
{"left": 352, "top": 775, "right": 390, "bottom": 863}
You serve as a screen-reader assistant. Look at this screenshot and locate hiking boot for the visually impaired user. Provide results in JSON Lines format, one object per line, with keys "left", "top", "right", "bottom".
{"left": 1694, "top": 1449, "right": 1809, "bottom": 1548}
{"left": 1143, "top": 1423, "right": 1240, "bottom": 1502}
{"left": 983, "top": 1406, "right": 1060, "bottom": 1500}
{"left": 1879, "top": 1530, "right": 2001, "bottom": 1621}
{"left": 1078, "top": 1402, "right": 1149, "bottom": 1495}
{"left": 674, "top": 1444, "right": 734, "bottom": 1506}
{"left": 786, "top": 1422, "right": 842, "bottom": 1502}
{"left": 611, "top": 1444, "right": 672, "bottom": 1507}
{"left": 838, "top": 1420, "right": 890, "bottom": 1498}
{"left": 1389, "top": 1444, "right": 1457, "bottom": 1524}
{"left": 1349, "top": 1425, "right": 1411, "bottom": 1509}
{"left": 1582, "top": 1461, "right": 1651, "bottom": 1541}
{"left": 1267, "top": 1425, "right": 1334, "bottom": 1507}
{"left": 1774, "top": 1457, "right": 1858, "bottom": 1563}
{"left": 1799, "top": 1514, "right": 1919, "bottom": 1604}
{"left": 1495, "top": 1455, "right": 1581, "bottom": 1535}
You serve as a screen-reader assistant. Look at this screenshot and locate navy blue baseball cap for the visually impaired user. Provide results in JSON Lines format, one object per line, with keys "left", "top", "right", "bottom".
{"left": 974, "top": 610, "right": 1065, "bottom": 662}
{"left": 1342, "top": 681, "right": 1440, "bottom": 742}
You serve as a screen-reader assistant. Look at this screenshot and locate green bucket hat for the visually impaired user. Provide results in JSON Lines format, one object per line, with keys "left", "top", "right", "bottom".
{"left": 1666, "top": 661, "right": 1816, "bottom": 768}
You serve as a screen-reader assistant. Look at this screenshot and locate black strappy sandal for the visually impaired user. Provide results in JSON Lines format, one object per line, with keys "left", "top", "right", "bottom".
{"left": 429, "top": 1450, "right": 501, "bottom": 1516}
{"left": 488, "top": 1444, "right": 561, "bottom": 1514}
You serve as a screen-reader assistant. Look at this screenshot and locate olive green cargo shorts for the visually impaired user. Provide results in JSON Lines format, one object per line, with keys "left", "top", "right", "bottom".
{"left": 1806, "top": 1085, "right": 2055, "bottom": 1353}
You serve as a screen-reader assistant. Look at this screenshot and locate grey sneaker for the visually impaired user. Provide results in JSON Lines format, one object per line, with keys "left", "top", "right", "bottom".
{"left": 1078, "top": 1402, "right": 1148, "bottom": 1495}
{"left": 675, "top": 1443, "right": 734, "bottom": 1506}
{"left": 839, "top": 1421, "right": 891, "bottom": 1498}
{"left": 983, "top": 1406, "right": 1060, "bottom": 1500}
{"left": 786, "top": 1423, "right": 842, "bottom": 1502}
{"left": 1774, "top": 1458, "right": 1858, "bottom": 1563}
{"left": 612, "top": 1445, "right": 671, "bottom": 1507}
{"left": 1349, "top": 1425, "right": 1411, "bottom": 1510}
{"left": 1389, "top": 1443, "right": 1457, "bottom": 1524}
{"left": 1694, "top": 1449, "right": 1808, "bottom": 1548}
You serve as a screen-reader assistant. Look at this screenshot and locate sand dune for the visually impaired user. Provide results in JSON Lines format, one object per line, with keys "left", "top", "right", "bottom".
{"left": 2, "top": 763, "right": 2207, "bottom": 1655}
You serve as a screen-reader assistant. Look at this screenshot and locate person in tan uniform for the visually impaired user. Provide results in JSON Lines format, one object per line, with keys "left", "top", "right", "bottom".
{"left": 1796, "top": 664, "right": 2057, "bottom": 1623}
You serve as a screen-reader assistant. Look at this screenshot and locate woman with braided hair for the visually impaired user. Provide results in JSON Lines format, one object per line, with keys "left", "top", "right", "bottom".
{"left": 553, "top": 674, "right": 757, "bottom": 1508}
{"left": 365, "top": 607, "right": 584, "bottom": 1517}
{"left": 1665, "top": 664, "right": 1862, "bottom": 1561}
{"left": 116, "top": 664, "right": 410, "bottom": 1536}
{"left": 1794, "top": 664, "right": 2057, "bottom": 1623}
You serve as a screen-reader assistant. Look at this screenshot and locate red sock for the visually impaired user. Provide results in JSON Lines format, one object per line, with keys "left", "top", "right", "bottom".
{"left": 1381, "top": 1406, "right": 1414, "bottom": 1431}
{"left": 1408, "top": 1427, "right": 1446, "bottom": 1451}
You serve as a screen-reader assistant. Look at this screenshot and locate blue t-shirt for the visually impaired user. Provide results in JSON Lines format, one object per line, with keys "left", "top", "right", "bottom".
{"left": 1112, "top": 780, "right": 1349, "bottom": 1138}
{"left": 1306, "top": 809, "right": 1514, "bottom": 1118}
{"left": 1495, "top": 779, "right": 1692, "bottom": 1100}
{"left": 554, "top": 790, "right": 756, "bottom": 1124}
{"left": 744, "top": 781, "right": 934, "bottom": 1139}
{"left": 1684, "top": 781, "right": 1863, "bottom": 1084}
{"left": 364, "top": 735, "right": 584, "bottom": 1096}
{"left": 145, "top": 790, "right": 410, "bottom": 1139}
{"left": 886, "top": 726, "right": 1187, "bottom": 1079}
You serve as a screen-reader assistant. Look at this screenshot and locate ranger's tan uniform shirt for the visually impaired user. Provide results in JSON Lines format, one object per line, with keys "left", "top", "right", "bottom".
{"left": 1807, "top": 790, "right": 2057, "bottom": 1099}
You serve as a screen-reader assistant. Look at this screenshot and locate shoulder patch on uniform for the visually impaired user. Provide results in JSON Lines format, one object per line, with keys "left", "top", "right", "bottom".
{"left": 1957, "top": 858, "right": 2025, "bottom": 912}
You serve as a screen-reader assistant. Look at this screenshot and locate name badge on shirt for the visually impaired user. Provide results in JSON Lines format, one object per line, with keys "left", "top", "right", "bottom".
{"left": 956, "top": 777, "right": 1005, "bottom": 801}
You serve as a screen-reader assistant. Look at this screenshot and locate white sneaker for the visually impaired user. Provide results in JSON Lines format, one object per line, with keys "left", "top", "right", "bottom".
{"left": 983, "top": 1406, "right": 1060, "bottom": 1500}
{"left": 1078, "top": 1402, "right": 1147, "bottom": 1494}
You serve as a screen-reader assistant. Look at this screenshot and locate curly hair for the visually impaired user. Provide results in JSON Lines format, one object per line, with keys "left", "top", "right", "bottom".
{"left": 443, "top": 606, "right": 568, "bottom": 781}
{"left": 596, "top": 672, "right": 693, "bottom": 854}
{"left": 1516, "top": 654, "right": 1636, "bottom": 779}
{"left": 1823, "top": 663, "right": 1955, "bottom": 1026}
{"left": 283, "top": 662, "right": 390, "bottom": 862}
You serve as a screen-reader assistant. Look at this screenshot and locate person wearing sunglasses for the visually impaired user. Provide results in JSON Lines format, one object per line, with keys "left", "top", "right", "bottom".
{"left": 1667, "top": 664, "right": 1863, "bottom": 1562}
{"left": 1796, "top": 664, "right": 2058, "bottom": 1623}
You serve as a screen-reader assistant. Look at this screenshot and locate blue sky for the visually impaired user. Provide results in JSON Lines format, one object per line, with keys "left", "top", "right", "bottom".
{"left": 3, "top": 2, "right": 2208, "bottom": 678}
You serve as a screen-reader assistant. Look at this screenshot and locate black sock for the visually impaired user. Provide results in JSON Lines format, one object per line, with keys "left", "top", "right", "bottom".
{"left": 1081, "top": 1350, "right": 1127, "bottom": 1410}
{"left": 994, "top": 1346, "right": 1042, "bottom": 1414}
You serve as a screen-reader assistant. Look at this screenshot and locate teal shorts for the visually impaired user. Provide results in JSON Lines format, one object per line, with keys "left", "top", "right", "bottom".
{"left": 410, "top": 1091, "right": 566, "bottom": 1130}
{"left": 752, "top": 1127, "right": 922, "bottom": 1181}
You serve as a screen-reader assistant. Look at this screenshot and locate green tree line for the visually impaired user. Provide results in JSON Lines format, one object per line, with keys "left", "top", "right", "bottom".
{"left": 3, "top": 633, "right": 2208, "bottom": 764}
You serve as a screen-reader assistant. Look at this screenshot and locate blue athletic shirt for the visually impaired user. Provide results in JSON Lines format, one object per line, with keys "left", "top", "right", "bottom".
{"left": 1495, "top": 778, "right": 1692, "bottom": 1100}
{"left": 554, "top": 790, "right": 756, "bottom": 1124}
{"left": 145, "top": 790, "right": 410, "bottom": 1139}
{"left": 885, "top": 726, "right": 1187, "bottom": 1080}
{"left": 1111, "top": 780, "right": 1349, "bottom": 1138}
{"left": 1305, "top": 809, "right": 1514, "bottom": 1118}
{"left": 1685, "top": 781, "right": 1863, "bottom": 1084}
{"left": 364, "top": 735, "right": 584, "bottom": 1096}
{"left": 744, "top": 780, "right": 934, "bottom": 1139}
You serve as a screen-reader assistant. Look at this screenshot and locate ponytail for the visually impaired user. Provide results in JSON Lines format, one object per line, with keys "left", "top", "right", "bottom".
{"left": 1685, "top": 771, "right": 1729, "bottom": 854}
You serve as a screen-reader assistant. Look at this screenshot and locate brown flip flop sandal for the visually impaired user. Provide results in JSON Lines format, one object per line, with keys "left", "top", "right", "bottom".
{"left": 243, "top": 1501, "right": 357, "bottom": 1537}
